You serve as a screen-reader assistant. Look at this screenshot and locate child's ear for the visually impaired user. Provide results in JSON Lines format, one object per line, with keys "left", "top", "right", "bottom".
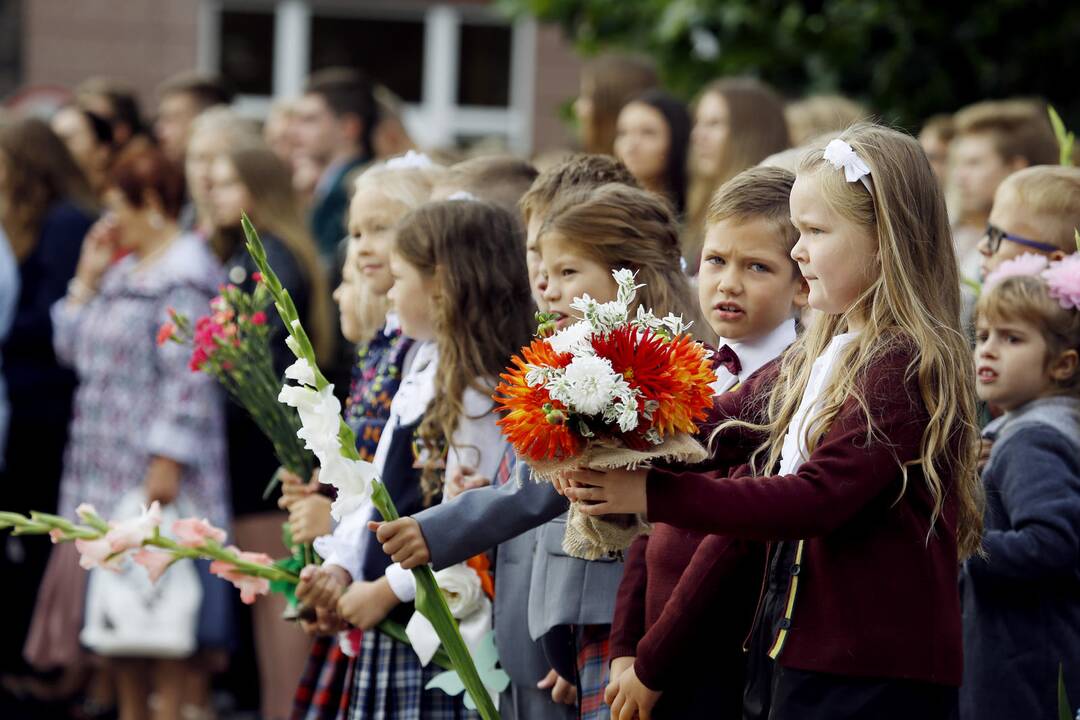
{"left": 791, "top": 274, "right": 811, "bottom": 311}
{"left": 1049, "top": 348, "right": 1079, "bottom": 384}
{"left": 1050, "top": 250, "right": 1067, "bottom": 262}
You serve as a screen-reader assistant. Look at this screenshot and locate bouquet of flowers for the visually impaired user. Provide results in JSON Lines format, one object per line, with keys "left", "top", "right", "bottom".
{"left": 158, "top": 279, "right": 315, "bottom": 494}
{"left": 495, "top": 269, "right": 717, "bottom": 559}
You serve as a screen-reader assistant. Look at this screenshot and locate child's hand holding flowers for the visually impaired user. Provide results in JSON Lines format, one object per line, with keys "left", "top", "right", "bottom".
{"left": 369, "top": 518, "right": 431, "bottom": 569}
{"left": 338, "top": 577, "right": 400, "bottom": 630}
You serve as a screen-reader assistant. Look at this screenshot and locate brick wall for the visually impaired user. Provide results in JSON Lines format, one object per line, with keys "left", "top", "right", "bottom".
{"left": 22, "top": 0, "right": 199, "bottom": 114}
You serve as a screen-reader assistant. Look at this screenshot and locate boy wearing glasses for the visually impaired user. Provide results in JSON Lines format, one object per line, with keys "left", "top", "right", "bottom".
{"left": 978, "top": 166, "right": 1080, "bottom": 279}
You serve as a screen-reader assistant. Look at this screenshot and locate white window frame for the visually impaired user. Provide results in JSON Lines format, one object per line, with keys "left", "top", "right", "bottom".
{"left": 197, "top": 0, "right": 536, "bottom": 154}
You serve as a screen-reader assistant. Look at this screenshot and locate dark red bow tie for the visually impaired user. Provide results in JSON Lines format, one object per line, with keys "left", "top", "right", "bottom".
{"left": 715, "top": 344, "right": 742, "bottom": 376}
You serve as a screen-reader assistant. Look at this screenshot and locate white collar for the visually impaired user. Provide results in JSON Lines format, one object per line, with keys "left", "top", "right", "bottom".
{"left": 389, "top": 341, "right": 438, "bottom": 426}
{"left": 713, "top": 319, "right": 798, "bottom": 392}
{"left": 382, "top": 312, "right": 401, "bottom": 337}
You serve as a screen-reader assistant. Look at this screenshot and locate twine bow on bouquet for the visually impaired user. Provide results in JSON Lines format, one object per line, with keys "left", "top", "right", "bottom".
{"left": 494, "top": 269, "right": 718, "bottom": 560}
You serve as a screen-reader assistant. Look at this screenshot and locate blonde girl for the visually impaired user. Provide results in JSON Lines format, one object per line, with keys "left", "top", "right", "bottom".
{"left": 567, "top": 124, "right": 983, "bottom": 720}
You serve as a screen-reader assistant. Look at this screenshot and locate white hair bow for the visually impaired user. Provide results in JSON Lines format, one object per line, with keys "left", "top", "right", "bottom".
{"left": 823, "top": 139, "right": 872, "bottom": 192}
{"left": 385, "top": 150, "right": 435, "bottom": 171}
{"left": 446, "top": 190, "right": 480, "bottom": 202}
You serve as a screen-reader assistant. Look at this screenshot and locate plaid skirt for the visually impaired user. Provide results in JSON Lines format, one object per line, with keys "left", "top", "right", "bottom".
{"left": 577, "top": 625, "right": 611, "bottom": 720}
{"left": 346, "top": 628, "right": 480, "bottom": 720}
{"left": 292, "top": 635, "right": 355, "bottom": 720}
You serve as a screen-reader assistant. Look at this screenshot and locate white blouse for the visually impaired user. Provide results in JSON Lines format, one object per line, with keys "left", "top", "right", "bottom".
{"left": 777, "top": 332, "right": 860, "bottom": 476}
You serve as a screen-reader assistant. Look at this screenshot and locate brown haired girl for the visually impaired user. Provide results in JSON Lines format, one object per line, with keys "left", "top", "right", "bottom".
{"left": 304, "top": 199, "right": 533, "bottom": 718}
{"left": 684, "top": 78, "right": 791, "bottom": 272}
{"left": 574, "top": 53, "right": 659, "bottom": 156}
{"left": 205, "top": 141, "right": 332, "bottom": 719}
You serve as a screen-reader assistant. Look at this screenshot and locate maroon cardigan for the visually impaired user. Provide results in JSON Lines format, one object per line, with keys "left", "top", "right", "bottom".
{"left": 645, "top": 347, "right": 964, "bottom": 686}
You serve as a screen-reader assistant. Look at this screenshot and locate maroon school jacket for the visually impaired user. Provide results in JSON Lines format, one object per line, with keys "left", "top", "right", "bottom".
{"left": 645, "top": 346, "right": 965, "bottom": 686}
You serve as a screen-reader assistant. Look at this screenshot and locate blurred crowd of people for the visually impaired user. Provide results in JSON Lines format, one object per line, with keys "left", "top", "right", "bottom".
{"left": 0, "top": 50, "right": 1078, "bottom": 720}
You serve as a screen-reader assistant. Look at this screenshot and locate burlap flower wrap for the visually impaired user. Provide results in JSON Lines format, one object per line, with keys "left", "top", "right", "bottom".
{"left": 527, "top": 434, "right": 709, "bottom": 559}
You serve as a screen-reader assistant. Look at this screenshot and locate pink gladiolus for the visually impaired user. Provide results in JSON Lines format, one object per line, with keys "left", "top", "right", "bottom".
{"left": 189, "top": 346, "right": 209, "bottom": 372}
{"left": 104, "top": 502, "right": 162, "bottom": 553}
{"left": 251, "top": 311, "right": 267, "bottom": 325}
{"left": 172, "top": 517, "right": 227, "bottom": 548}
{"left": 132, "top": 548, "right": 174, "bottom": 583}
{"left": 75, "top": 538, "right": 123, "bottom": 572}
{"left": 75, "top": 503, "right": 99, "bottom": 522}
{"left": 49, "top": 528, "right": 65, "bottom": 543}
{"left": 209, "top": 547, "right": 273, "bottom": 604}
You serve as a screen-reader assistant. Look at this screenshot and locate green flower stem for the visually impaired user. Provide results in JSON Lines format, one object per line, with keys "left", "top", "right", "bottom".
{"left": 243, "top": 215, "right": 499, "bottom": 720}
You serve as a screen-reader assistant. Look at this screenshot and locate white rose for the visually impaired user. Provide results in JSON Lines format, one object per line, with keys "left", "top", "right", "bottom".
{"left": 433, "top": 563, "right": 485, "bottom": 620}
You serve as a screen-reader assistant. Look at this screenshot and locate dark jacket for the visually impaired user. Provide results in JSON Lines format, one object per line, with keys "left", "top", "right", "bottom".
{"left": 646, "top": 347, "right": 965, "bottom": 685}
{"left": 960, "top": 396, "right": 1080, "bottom": 720}
{"left": 309, "top": 156, "right": 365, "bottom": 260}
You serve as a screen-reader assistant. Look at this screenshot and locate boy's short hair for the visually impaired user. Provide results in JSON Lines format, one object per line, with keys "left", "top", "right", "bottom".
{"left": 520, "top": 153, "right": 638, "bottom": 225}
{"left": 920, "top": 113, "right": 955, "bottom": 142}
{"left": 953, "top": 99, "right": 1059, "bottom": 166}
{"left": 157, "top": 71, "right": 235, "bottom": 111}
{"left": 978, "top": 275, "right": 1080, "bottom": 396}
{"left": 439, "top": 155, "right": 538, "bottom": 218}
{"left": 997, "top": 166, "right": 1080, "bottom": 254}
{"left": 707, "top": 165, "right": 799, "bottom": 267}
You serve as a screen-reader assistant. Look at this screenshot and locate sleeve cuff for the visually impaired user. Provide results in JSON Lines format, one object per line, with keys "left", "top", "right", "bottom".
{"left": 385, "top": 562, "right": 417, "bottom": 602}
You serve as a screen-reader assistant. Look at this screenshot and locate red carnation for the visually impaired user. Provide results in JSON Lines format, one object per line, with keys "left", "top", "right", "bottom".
{"left": 251, "top": 311, "right": 267, "bottom": 325}
{"left": 156, "top": 322, "right": 176, "bottom": 347}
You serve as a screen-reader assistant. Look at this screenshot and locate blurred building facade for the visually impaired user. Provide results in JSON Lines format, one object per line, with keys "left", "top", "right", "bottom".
{"left": 5, "top": 0, "right": 582, "bottom": 155}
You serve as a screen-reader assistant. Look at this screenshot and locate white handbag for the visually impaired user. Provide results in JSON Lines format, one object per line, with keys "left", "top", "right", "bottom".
{"left": 80, "top": 490, "right": 203, "bottom": 658}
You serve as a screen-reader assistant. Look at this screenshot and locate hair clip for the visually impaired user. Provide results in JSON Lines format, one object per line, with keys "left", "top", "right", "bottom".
{"left": 446, "top": 190, "right": 480, "bottom": 202}
{"left": 1042, "top": 254, "right": 1080, "bottom": 310}
{"left": 823, "top": 138, "right": 872, "bottom": 192}
{"left": 385, "top": 150, "right": 434, "bottom": 171}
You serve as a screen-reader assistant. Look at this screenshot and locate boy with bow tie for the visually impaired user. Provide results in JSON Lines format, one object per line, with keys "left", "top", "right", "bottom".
{"left": 606, "top": 165, "right": 809, "bottom": 719}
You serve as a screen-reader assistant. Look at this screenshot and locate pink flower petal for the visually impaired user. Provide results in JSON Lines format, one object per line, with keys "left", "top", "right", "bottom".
{"left": 1042, "top": 255, "right": 1080, "bottom": 310}
{"left": 984, "top": 253, "right": 1050, "bottom": 290}
{"left": 132, "top": 548, "right": 174, "bottom": 583}
{"left": 172, "top": 518, "right": 228, "bottom": 548}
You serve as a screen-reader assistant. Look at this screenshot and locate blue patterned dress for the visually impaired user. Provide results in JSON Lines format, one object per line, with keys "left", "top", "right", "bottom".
{"left": 53, "top": 233, "right": 229, "bottom": 527}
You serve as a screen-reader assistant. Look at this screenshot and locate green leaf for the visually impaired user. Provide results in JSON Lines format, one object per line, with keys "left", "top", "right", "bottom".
{"left": 1059, "top": 663, "right": 1073, "bottom": 720}
{"left": 1049, "top": 106, "right": 1076, "bottom": 167}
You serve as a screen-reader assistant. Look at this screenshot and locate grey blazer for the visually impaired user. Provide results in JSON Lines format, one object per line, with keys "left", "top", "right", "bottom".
{"left": 413, "top": 464, "right": 625, "bottom": 678}
{"left": 414, "top": 464, "right": 562, "bottom": 686}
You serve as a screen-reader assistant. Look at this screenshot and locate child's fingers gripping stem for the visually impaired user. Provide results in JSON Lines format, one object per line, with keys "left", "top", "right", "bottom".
{"left": 369, "top": 518, "right": 431, "bottom": 569}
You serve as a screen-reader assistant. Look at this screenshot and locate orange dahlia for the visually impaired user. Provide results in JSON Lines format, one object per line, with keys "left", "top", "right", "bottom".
{"left": 493, "top": 339, "right": 581, "bottom": 462}
{"left": 591, "top": 326, "right": 715, "bottom": 439}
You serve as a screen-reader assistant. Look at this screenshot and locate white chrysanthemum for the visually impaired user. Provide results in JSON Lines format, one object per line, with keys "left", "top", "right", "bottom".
{"left": 558, "top": 355, "right": 623, "bottom": 416}
{"left": 614, "top": 269, "right": 643, "bottom": 307}
{"left": 594, "top": 301, "right": 628, "bottom": 331}
{"left": 547, "top": 321, "right": 594, "bottom": 355}
{"left": 633, "top": 305, "right": 663, "bottom": 332}
{"left": 284, "top": 358, "right": 317, "bottom": 387}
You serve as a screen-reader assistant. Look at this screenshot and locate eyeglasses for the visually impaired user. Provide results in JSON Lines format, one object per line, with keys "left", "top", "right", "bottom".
{"left": 984, "top": 224, "right": 1060, "bottom": 255}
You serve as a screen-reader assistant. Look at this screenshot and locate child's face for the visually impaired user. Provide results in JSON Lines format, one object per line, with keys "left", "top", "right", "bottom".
{"left": 614, "top": 102, "right": 670, "bottom": 190}
{"left": 698, "top": 217, "right": 808, "bottom": 342}
{"left": 975, "top": 315, "right": 1068, "bottom": 411}
{"left": 789, "top": 172, "right": 878, "bottom": 320}
{"left": 332, "top": 273, "right": 363, "bottom": 344}
{"left": 539, "top": 230, "right": 618, "bottom": 330}
{"left": 978, "top": 184, "right": 1063, "bottom": 279}
{"left": 348, "top": 190, "right": 402, "bottom": 296}
{"left": 952, "top": 133, "right": 1017, "bottom": 220}
{"left": 525, "top": 212, "right": 549, "bottom": 310}
{"left": 388, "top": 251, "right": 437, "bottom": 341}
{"left": 207, "top": 156, "right": 249, "bottom": 228}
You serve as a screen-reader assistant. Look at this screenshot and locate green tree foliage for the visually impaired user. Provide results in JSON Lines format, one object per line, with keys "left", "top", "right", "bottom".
{"left": 498, "top": 0, "right": 1080, "bottom": 132}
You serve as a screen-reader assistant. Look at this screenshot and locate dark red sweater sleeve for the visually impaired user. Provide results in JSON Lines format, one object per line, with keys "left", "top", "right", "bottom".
{"left": 609, "top": 534, "right": 649, "bottom": 661}
{"left": 647, "top": 349, "right": 925, "bottom": 539}
{"left": 634, "top": 533, "right": 759, "bottom": 690}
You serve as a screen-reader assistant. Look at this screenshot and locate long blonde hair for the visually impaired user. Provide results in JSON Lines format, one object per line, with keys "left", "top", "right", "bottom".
{"left": 212, "top": 144, "right": 335, "bottom": 365}
{"left": 347, "top": 160, "right": 443, "bottom": 342}
{"left": 727, "top": 123, "right": 983, "bottom": 559}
